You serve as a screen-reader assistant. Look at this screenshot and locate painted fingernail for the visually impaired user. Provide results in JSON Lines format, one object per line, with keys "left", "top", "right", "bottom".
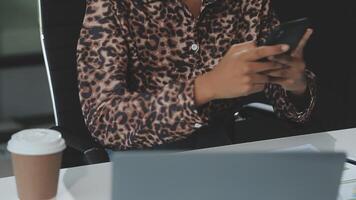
{"left": 281, "top": 45, "right": 289, "bottom": 51}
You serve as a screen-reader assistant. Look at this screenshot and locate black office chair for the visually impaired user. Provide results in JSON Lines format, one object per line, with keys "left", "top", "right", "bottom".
{"left": 39, "top": 0, "right": 109, "bottom": 167}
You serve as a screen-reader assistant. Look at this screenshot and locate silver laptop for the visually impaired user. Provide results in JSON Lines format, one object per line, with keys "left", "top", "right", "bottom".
{"left": 112, "top": 152, "right": 345, "bottom": 200}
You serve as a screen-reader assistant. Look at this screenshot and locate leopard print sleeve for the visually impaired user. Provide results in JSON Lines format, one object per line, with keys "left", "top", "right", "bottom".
{"left": 77, "top": 0, "right": 207, "bottom": 150}
{"left": 243, "top": 0, "right": 317, "bottom": 123}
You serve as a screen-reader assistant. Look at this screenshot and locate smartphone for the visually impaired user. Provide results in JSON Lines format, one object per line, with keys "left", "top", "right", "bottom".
{"left": 261, "top": 17, "right": 311, "bottom": 53}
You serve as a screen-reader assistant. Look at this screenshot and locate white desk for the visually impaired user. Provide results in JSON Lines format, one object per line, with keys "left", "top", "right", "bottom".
{"left": 195, "top": 127, "right": 356, "bottom": 159}
{"left": 1, "top": 128, "right": 356, "bottom": 200}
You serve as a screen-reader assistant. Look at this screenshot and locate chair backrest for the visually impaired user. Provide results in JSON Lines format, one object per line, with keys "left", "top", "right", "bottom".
{"left": 39, "top": 0, "right": 90, "bottom": 140}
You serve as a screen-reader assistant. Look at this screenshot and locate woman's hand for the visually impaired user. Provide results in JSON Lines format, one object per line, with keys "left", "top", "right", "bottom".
{"left": 195, "top": 41, "right": 290, "bottom": 106}
{"left": 264, "top": 29, "right": 314, "bottom": 95}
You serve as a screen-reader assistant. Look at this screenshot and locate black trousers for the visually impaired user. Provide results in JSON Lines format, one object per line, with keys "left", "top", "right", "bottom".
{"left": 150, "top": 109, "right": 236, "bottom": 150}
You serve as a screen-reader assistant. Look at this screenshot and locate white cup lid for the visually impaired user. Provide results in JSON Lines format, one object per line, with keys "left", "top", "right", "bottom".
{"left": 7, "top": 129, "right": 66, "bottom": 156}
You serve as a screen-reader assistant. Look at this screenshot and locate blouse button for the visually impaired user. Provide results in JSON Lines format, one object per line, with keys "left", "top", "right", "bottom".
{"left": 190, "top": 43, "right": 199, "bottom": 53}
{"left": 193, "top": 123, "right": 203, "bottom": 129}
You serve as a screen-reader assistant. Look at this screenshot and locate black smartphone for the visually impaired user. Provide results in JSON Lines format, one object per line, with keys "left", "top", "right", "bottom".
{"left": 262, "top": 18, "right": 311, "bottom": 53}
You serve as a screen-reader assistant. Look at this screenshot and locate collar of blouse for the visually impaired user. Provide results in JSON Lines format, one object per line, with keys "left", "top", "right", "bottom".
{"left": 137, "top": 0, "right": 230, "bottom": 14}
{"left": 139, "top": 0, "right": 222, "bottom": 6}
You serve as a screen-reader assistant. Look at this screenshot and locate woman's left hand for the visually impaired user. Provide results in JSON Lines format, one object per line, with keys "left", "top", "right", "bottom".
{"left": 265, "top": 28, "right": 313, "bottom": 96}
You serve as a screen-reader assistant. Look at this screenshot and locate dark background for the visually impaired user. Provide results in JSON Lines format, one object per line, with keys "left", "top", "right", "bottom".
{"left": 273, "top": 0, "right": 356, "bottom": 131}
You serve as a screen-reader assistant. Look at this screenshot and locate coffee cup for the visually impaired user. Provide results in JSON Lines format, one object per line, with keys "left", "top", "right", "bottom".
{"left": 7, "top": 129, "right": 66, "bottom": 200}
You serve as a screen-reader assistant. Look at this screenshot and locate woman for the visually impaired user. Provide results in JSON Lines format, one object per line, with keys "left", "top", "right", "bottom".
{"left": 77, "top": 0, "right": 316, "bottom": 150}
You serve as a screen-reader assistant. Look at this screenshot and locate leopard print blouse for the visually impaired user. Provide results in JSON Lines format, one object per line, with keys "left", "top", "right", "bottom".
{"left": 77, "top": 0, "right": 316, "bottom": 150}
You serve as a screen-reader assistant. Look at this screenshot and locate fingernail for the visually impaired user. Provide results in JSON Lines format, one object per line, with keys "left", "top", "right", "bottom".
{"left": 281, "top": 45, "right": 289, "bottom": 51}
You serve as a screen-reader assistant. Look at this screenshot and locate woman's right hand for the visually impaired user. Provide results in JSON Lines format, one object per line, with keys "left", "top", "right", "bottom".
{"left": 195, "top": 41, "right": 290, "bottom": 106}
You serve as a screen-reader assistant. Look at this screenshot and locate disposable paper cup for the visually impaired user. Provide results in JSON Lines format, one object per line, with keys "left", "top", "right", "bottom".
{"left": 7, "top": 129, "right": 66, "bottom": 200}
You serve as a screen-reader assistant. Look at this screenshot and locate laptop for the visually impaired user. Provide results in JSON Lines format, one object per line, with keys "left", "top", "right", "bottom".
{"left": 112, "top": 152, "right": 345, "bottom": 200}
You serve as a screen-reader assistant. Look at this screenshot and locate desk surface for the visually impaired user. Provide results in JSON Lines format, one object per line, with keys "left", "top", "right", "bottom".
{"left": 1, "top": 128, "right": 356, "bottom": 200}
